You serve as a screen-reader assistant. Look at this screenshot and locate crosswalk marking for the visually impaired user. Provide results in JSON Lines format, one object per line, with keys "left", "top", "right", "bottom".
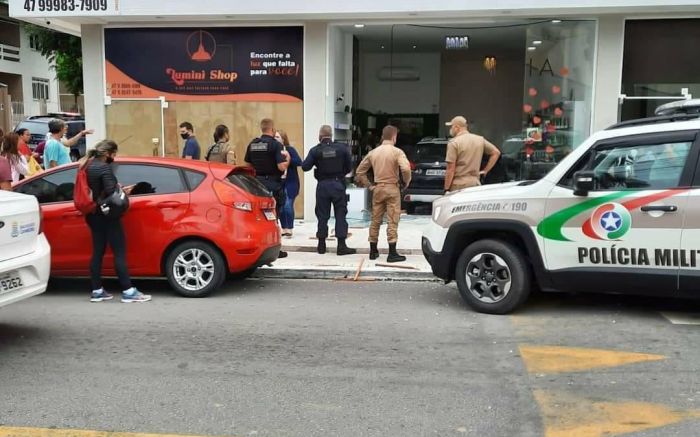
{"left": 661, "top": 312, "right": 700, "bottom": 325}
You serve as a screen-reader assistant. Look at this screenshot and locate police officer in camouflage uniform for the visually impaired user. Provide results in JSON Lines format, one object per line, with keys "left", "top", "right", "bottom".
{"left": 244, "top": 118, "right": 291, "bottom": 258}
{"left": 302, "top": 125, "right": 356, "bottom": 256}
{"left": 205, "top": 125, "right": 236, "bottom": 164}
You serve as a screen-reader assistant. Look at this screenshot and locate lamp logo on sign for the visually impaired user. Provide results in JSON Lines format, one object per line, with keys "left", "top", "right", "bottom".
{"left": 445, "top": 36, "right": 469, "bottom": 50}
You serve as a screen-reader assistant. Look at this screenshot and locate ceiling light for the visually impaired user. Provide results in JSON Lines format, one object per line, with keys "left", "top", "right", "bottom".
{"left": 380, "top": 45, "right": 385, "bottom": 49}
{"left": 533, "top": 40, "right": 542, "bottom": 45}
{"left": 354, "top": 24, "right": 365, "bottom": 28}
{"left": 551, "top": 19, "right": 562, "bottom": 24}
{"left": 412, "top": 45, "right": 417, "bottom": 49}
{"left": 528, "top": 46, "right": 537, "bottom": 51}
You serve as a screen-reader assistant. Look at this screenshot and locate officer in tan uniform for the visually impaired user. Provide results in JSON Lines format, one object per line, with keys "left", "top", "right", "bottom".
{"left": 355, "top": 125, "right": 412, "bottom": 263}
{"left": 205, "top": 124, "right": 236, "bottom": 164}
{"left": 443, "top": 116, "right": 501, "bottom": 192}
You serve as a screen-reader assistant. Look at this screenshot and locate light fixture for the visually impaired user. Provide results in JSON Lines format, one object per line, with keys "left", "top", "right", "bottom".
{"left": 412, "top": 45, "right": 417, "bottom": 49}
{"left": 380, "top": 44, "right": 385, "bottom": 49}
{"left": 354, "top": 24, "right": 365, "bottom": 28}
{"left": 551, "top": 19, "right": 562, "bottom": 24}
{"left": 483, "top": 56, "right": 497, "bottom": 75}
{"left": 533, "top": 40, "right": 542, "bottom": 45}
{"left": 527, "top": 46, "right": 537, "bottom": 51}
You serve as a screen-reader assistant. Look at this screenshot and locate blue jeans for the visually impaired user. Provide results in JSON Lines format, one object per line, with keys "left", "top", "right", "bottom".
{"left": 279, "top": 194, "right": 297, "bottom": 229}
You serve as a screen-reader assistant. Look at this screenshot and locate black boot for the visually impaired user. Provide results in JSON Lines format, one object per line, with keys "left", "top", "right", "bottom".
{"left": 317, "top": 239, "right": 327, "bottom": 254}
{"left": 387, "top": 243, "right": 406, "bottom": 263}
{"left": 337, "top": 238, "right": 357, "bottom": 256}
{"left": 369, "top": 243, "right": 379, "bottom": 260}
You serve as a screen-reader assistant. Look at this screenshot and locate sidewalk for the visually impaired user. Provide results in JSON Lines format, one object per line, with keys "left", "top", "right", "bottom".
{"left": 254, "top": 213, "right": 440, "bottom": 282}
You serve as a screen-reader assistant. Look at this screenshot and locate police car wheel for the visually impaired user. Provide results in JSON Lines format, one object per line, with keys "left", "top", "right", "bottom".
{"left": 455, "top": 239, "right": 531, "bottom": 314}
{"left": 166, "top": 241, "right": 226, "bottom": 298}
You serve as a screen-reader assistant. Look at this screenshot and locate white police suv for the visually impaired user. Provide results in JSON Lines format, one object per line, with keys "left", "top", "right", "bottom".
{"left": 423, "top": 99, "right": 700, "bottom": 314}
{"left": 0, "top": 190, "right": 51, "bottom": 309}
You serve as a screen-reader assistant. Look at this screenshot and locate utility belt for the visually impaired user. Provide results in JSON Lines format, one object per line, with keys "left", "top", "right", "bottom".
{"left": 318, "top": 176, "right": 345, "bottom": 182}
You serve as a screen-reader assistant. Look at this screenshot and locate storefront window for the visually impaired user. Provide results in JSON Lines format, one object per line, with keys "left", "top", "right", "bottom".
{"left": 509, "top": 20, "right": 596, "bottom": 181}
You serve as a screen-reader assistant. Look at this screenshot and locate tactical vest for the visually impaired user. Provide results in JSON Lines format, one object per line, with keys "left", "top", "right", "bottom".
{"left": 247, "top": 138, "right": 279, "bottom": 177}
{"left": 206, "top": 142, "right": 228, "bottom": 163}
{"left": 315, "top": 142, "right": 345, "bottom": 179}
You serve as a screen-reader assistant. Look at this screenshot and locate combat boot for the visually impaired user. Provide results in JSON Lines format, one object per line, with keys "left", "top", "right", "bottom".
{"left": 387, "top": 243, "right": 406, "bottom": 263}
{"left": 317, "top": 239, "right": 327, "bottom": 254}
{"left": 369, "top": 243, "right": 379, "bottom": 260}
{"left": 337, "top": 238, "right": 357, "bottom": 256}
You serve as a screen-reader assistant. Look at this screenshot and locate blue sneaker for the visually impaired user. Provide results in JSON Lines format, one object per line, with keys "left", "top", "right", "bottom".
{"left": 90, "top": 288, "right": 113, "bottom": 302}
{"left": 121, "top": 288, "right": 152, "bottom": 303}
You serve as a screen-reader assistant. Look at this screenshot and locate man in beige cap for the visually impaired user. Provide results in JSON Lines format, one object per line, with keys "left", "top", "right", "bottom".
{"left": 443, "top": 116, "right": 501, "bottom": 192}
{"left": 355, "top": 125, "right": 412, "bottom": 263}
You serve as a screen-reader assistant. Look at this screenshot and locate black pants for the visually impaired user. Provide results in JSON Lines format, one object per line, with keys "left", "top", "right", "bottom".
{"left": 86, "top": 214, "right": 132, "bottom": 291}
{"left": 258, "top": 177, "right": 286, "bottom": 218}
{"left": 315, "top": 179, "right": 348, "bottom": 240}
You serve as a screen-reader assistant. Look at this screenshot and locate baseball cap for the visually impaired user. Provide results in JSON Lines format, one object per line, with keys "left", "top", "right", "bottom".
{"left": 445, "top": 116, "right": 468, "bottom": 127}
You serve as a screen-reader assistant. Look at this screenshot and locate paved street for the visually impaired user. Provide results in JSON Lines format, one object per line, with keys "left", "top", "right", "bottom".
{"left": 1, "top": 278, "right": 700, "bottom": 437}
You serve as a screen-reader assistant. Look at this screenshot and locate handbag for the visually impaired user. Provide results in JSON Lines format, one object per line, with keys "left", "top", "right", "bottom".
{"left": 27, "top": 156, "right": 42, "bottom": 176}
{"left": 99, "top": 185, "right": 130, "bottom": 218}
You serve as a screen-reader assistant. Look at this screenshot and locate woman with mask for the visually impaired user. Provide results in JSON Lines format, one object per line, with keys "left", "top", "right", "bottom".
{"left": 274, "top": 130, "right": 302, "bottom": 237}
{"left": 1, "top": 132, "right": 29, "bottom": 183}
{"left": 84, "top": 139, "right": 151, "bottom": 303}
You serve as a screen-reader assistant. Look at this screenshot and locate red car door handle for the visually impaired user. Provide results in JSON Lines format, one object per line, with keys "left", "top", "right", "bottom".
{"left": 157, "top": 201, "right": 182, "bottom": 209}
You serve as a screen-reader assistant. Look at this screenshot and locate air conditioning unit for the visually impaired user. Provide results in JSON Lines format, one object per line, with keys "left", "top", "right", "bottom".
{"left": 377, "top": 67, "right": 420, "bottom": 81}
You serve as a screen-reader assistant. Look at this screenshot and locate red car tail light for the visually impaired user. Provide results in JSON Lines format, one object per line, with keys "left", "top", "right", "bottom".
{"left": 234, "top": 202, "right": 253, "bottom": 212}
{"left": 213, "top": 180, "right": 241, "bottom": 207}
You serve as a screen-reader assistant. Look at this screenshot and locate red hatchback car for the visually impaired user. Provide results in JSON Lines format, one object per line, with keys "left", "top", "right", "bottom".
{"left": 13, "top": 157, "right": 281, "bottom": 297}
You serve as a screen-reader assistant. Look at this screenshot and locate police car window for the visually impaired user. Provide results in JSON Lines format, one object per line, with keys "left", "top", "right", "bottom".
{"left": 114, "top": 164, "right": 186, "bottom": 196}
{"left": 15, "top": 168, "right": 77, "bottom": 204}
{"left": 589, "top": 142, "right": 691, "bottom": 190}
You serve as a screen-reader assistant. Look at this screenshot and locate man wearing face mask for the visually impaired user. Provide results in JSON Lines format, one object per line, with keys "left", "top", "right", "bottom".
{"left": 179, "top": 122, "right": 201, "bottom": 160}
{"left": 443, "top": 116, "right": 500, "bottom": 193}
{"left": 302, "top": 125, "right": 356, "bottom": 256}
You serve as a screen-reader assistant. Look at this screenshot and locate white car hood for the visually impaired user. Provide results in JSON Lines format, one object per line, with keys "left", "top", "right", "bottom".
{"left": 444, "top": 181, "right": 543, "bottom": 203}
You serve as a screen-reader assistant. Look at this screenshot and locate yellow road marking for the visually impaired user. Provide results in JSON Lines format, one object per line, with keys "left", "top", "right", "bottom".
{"left": 534, "top": 389, "right": 700, "bottom": 437}
{"left": 0, "top": 427, "right": 234, "bottom": 437}
{"left": 519, "top": 345, "right": 665, "bottom": 374}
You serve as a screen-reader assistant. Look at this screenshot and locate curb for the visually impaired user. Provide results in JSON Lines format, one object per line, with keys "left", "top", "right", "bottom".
{"left": 282, "top": 246, "right": 424, "bottom": 255}
{"left": 252, "top": 267, "right": 440, "bottom": 282}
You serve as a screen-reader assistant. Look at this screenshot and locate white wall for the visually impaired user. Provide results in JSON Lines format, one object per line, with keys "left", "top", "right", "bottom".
{"left": 592, "top": 16, "right": 625, "bottom": 132}
{"left": 0, "top": 27, "right": 60, "bottom": 116}
{"left": 80, "top": 24, "right": 106, "bottom": 150}
{"left": 357, "top": 52, "right": 440, "bottom": 114}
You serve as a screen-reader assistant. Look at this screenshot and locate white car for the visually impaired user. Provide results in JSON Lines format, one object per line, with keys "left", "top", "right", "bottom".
{"left": 0, "top": 190, "right": 51, "bottom": 308}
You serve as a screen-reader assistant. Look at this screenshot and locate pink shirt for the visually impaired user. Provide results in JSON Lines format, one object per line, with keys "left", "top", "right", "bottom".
{"left": 0, "top": 156, "right": 12, "bottom": 183}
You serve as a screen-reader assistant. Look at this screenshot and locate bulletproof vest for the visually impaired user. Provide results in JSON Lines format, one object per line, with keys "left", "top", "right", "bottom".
{"left": 315, "top": 142, "right": 345, "bottom": 179}
{"left": 248, "top": 138, "right": 279, "bottom": 177}
{"left": 206, "top": 143, "right": 226, "bottom": 163}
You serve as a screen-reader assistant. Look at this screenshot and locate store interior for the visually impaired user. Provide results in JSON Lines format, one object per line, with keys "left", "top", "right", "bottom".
{"left": 331, "top": 19, "right": 596, "bottom": 181}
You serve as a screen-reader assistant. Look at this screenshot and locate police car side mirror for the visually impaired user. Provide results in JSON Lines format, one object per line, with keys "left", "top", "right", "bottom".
{"left": 573, "top": 171, "right": 595, "bottom": 197}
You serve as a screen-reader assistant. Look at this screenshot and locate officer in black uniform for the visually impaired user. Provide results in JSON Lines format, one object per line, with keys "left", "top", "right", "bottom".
{"left": 245, "top": 118, "right": 290, "bottom": 258}
{"left": 302, "top": 125, "right": 356, "bottom": 256}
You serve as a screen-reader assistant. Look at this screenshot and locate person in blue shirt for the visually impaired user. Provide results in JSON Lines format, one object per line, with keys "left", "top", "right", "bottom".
{"left": 274, "top": 129, "right": 302, "bottom": 237}
{"left": 44, "top": 119, "right": 72, "bottom": 169}
{"left": 179, "top": 121, "right": 201, "bottom": 160}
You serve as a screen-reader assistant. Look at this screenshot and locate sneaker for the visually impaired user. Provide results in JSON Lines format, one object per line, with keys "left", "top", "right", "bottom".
{"left": 121, "top": 288, "right": 152, "bottom": 303}
{"left": 90, "top": 288, "right": 113, "bottom": 302}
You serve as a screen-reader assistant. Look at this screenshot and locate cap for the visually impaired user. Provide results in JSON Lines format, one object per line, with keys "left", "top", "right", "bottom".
{"left": 445, "top": 116, "right": 468, "bottom": 127}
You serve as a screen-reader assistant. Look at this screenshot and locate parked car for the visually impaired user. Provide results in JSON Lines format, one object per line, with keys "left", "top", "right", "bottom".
{"left": 423, "top": 99, "right": 700, "bottom": 314}
{"left": 403, "top": 138, "right": 448, "bottom": 214}
{"left": 14, "top": 114, "right": 87, "bottom": 160}
{"left": 0, "top": 190, "right": 51, "bottom": 309}
{"left": 12, "top": 157, "right": 281, "bottom": 297}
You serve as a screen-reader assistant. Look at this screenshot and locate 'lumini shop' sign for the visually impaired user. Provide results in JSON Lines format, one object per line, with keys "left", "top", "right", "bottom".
{"left": 105, "top": 27, "right": 303, "bottom": 102}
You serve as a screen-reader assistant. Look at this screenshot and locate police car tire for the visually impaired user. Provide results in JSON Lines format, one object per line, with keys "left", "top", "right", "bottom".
{"left": 455, "top": 239, "right": 531, "bottom": 315}
{"left": 165, "top": 241, "right": 227, "bottom": 298}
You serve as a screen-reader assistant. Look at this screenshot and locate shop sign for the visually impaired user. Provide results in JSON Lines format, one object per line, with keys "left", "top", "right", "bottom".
{"left": 445, "top": 36, "right": 469, "bottom": 50}
{"left": 105, "top": 27, "right": 303, "bottom": 102}
{"left": 14, "top": 0, "right": 118, "bottom": 16}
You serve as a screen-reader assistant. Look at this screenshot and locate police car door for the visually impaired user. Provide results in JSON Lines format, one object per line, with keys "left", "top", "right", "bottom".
{"left": 541, "top": 131, "right": 697, "bottom": 294}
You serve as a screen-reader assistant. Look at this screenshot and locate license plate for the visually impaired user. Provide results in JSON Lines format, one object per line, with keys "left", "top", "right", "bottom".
{"left": 426, "top": 169, "right": 446, "bottom": 176}
{"left": 264, "top": 210, "right": 277, "bottom": 221}
{"left": 0, "top": 272, "right": 23, "bottom": 294}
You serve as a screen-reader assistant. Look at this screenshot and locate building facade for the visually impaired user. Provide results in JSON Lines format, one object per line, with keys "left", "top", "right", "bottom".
{"left": 9, "top": 0, "right": 700, "bottom": 219}
{"left": 1, "top": 2, "right": 61, "bottom": 131}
